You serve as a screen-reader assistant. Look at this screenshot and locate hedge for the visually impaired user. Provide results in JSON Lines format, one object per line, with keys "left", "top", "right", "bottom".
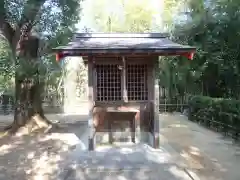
{"left": 188, "top": 95, "right": 240, "bottom": 140}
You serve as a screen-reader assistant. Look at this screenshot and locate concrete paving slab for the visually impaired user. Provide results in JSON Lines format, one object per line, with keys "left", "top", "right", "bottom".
{"left": 60, "top": 143, "right": 195, "bottom": 180}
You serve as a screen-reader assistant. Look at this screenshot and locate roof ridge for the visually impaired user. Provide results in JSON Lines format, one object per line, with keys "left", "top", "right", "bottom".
{"left": 73, "top": 33, "right": 169, "bottom": 39}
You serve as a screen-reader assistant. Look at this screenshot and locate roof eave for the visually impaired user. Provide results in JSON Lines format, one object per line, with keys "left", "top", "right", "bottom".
{"left": 52, "top": 47, "right": 196, "bottom": 53}
{"left": 55, "top": 47, "right": 196, "bottom": 61}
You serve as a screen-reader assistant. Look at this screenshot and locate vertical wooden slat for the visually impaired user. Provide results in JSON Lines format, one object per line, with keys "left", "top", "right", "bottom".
{"left": 153, "top": 58, "right": 160, "bottom": 148}
{"left": 88, "top": 56, "right": 95, "bottom": 150}
{"left": 122, "top": 56, "right": 128, "bottom": 102}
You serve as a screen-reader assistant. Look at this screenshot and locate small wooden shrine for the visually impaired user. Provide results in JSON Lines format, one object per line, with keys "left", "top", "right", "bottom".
{"left": 53, "top": 33, "right": 195, "bottom": 150}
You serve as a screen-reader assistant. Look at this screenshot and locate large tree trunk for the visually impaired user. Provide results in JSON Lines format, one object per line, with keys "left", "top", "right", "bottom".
{"left": 10, "top": 74, "right": 52, "bottom": 134}
{"left": 1, "top": 33, "right": 54, "bottom": 134}
{"left": 10, "top": 75, "right": 48, "bottom": 133}
{"left": 0, "top": 1, "right": 52, "bottom": 134}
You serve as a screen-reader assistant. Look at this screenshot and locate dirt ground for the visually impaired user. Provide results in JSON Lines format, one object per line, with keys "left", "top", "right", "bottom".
{"left": 0, "top": 117, "right": 194, "bottom": 180}
{"left": 1, "top": 113, "right": 240, "bottom": 180}
{"left": 160, "top": 113, "right": 240, "bottom": 180}
{"left": 0, "top": 119, "right": 88, "bottom": 180}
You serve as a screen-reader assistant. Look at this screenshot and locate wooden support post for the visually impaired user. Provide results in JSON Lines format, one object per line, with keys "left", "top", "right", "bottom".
{"left": 153, "top": 59, "right": 160, "bottom": 148}
{"left": 131, "top": 117, "right": 136, "bottom": 143}
{"left": 108, "top": 113, "right": 113, "bottom": 144}
{"left": 88, "top": 57, "right": 95, "bottom": 150}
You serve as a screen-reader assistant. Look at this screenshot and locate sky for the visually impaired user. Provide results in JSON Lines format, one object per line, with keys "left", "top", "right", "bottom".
{"left": 76, "top": 0, "right": 165, "bottom": 32}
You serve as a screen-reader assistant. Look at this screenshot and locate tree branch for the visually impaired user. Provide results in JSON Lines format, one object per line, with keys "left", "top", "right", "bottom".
{"left": 19, "top": 0, "right": 46, "bottom": 32}
{"left": 13, "top": 0, "right": 47, "bottom": 50}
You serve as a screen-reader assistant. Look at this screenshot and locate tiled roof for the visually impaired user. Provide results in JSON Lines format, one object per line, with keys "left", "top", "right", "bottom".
{"left": 53, "top": 33, "right": 195, "bottom": 54}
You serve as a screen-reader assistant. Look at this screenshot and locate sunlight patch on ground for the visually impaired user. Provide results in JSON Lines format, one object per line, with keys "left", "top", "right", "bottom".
{"left": 27, "top": 151, "right": 63, "bottom": 178}
{"left": 95, "top": 144, "right": 171, "bottom": 165}
{"left": 0, "top": 135, "right": 25, "bottom": 155}
{"left": 167, "top": 124, "right": 188, "bottom": 128}
{"left": 0, "top": 123, "right": 89, "bottom": 180}
{"left": 119, "top": 147, "right": 134, "bottom": 154}
{"left": 189, "top": 146, "right": 200, "bottom": 156}
{"left": 0, "top": 143, "right": 17, "bottom": 155}
{"left": 143, "top": 144, "right": 171, "bottom": 164}
{"left": 180, "top": 150, "right": 204, "bottom": 169}
{"left": 39, "top": 133, "right": 84, "bottom": 147}
{"left": 95, "top": 145, "right": 113, "bottom": 152}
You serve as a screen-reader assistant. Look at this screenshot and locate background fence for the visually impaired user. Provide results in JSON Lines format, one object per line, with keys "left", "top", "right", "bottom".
{"left": 0, "top": 95, "right": 189, "bottom": 115}
{"left": 189, "top": 108, "right": 240, "bottom": 141}
{"left": 0, "top": 93, "right": 64, "bottom": 115}
{"left": 1, "top": 91, "right": 238, "bottom": 142}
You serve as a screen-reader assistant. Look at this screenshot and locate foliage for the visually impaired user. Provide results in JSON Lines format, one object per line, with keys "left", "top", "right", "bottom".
{"left": 0, "top": 38, "right": 12, "bottom": 75}
{"left": 161, "top": 0, "right": 185, "bottom": 30}
{"left": 0, "top": 37, "right": 14, "bottom": 94}
{"left": 0, "top": 0, "right": 81, "bottom": 101}
{"left": 169, "top": 0, "right": 240, "bottom": 98}
{"left": 0, "top": 0, "right": 81, "bottom": 72}
{"left": 83, "top": 0, "right": 158, "bottom": 32}
{"left": 188, "top": 95, "right": 240, "bottom": 139}
{"left": 0, "top": 0, "right": 82, "bottom": 127}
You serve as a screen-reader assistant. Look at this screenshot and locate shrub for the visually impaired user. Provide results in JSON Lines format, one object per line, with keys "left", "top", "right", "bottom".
{"left": 188, "top": 95, "right": 240, "bottom": 140}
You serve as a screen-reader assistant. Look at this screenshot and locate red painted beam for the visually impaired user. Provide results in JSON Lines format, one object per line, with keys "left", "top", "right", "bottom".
{"left": 55, "top": 51, "right": 195, "bottom": 61}
{"left": 181, "top": 52, "right": 194, "bottom": 60}
{"left": 56, "top": 53, "right": 63, "bottom": 62}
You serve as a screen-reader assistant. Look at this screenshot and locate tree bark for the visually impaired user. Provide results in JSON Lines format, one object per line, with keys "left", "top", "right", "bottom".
{"left": 0, "top": 0, "right": 50, "bottom": 134}
{"left": 10, "top": 73, "right": 52, "bottom": 133}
